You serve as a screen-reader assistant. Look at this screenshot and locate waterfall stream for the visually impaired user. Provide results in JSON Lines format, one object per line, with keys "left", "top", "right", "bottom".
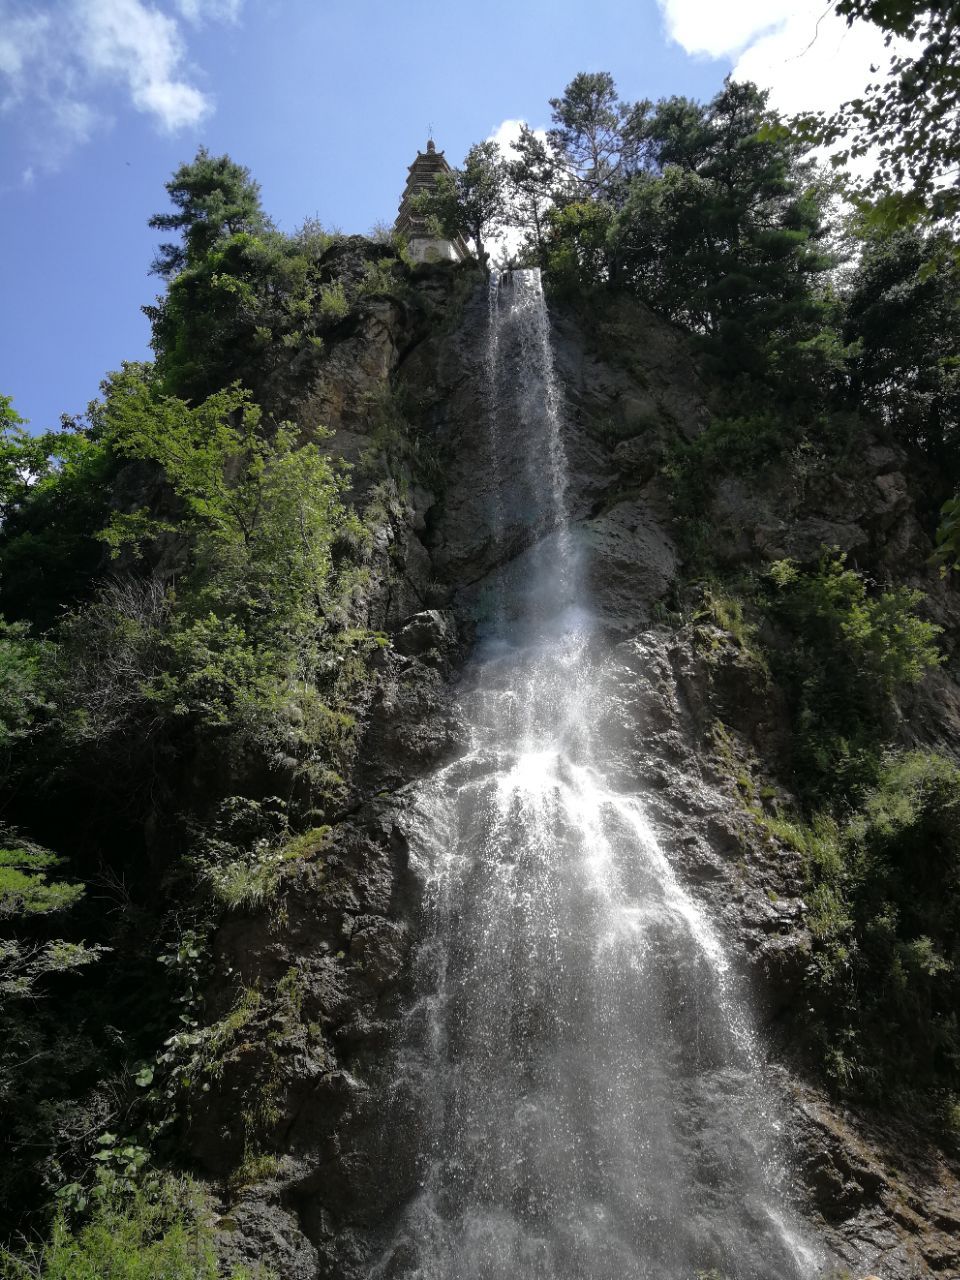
{"left": 373, "top": 270, "right": 822, "bottom": 1280}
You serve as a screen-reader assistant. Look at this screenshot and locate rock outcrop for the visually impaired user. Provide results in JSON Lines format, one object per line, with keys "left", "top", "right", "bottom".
{"left": 196, "top": 266, "right": 959, "bottom": 1280}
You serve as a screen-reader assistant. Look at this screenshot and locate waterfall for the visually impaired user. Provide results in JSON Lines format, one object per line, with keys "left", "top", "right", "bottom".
{"left": 373, "top": 269, "right": 823, "bottom": 1280}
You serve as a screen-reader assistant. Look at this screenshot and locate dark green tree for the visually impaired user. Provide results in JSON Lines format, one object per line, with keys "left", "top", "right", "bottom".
{"left": 148, "top": 147, "right": 269, "bottom": 279}
{"left": 0, "top": 397, "right": 114, "bottom": 630}
{"left": 611, "top": 80, "right": 836, "bottom": 385}
{"left": 505, "top": 125, "right": 564, "bottom": 262}
{"left": 844, "top": 225, "right": 960, "bottom": 470}
{"left": 542, "top": 200, "right": 614, "bottom": 291}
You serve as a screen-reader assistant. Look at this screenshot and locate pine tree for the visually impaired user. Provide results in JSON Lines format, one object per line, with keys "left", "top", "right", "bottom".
{"left": 548, "top": 71, "right": 648, "bottom": 198}
{"left": 149, "top": 147, "right": 269, "bottom": 279}
{"left": 612, "top": 80, "right": 834, "bottom": 382}
{"left": 505, "top": 125, "right": 563, "bottom": 262}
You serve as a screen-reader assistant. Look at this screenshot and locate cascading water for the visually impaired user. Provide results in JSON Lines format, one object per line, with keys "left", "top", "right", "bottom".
{"left": 373, "top": 270, "right": 823, "bottom": 1280}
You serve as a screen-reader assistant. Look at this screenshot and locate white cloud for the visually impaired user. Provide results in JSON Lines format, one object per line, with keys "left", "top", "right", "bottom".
{"left": 658, "top": 0, "right": 796, "bottom": 60}
{"left": 657, "top": 0, "right": 907, "bottom": 121}
{"left": 0, "top": 0, "right": 240, "bottom": 173}
{"left": 80, "top": 0, "right": 211, "bottom": 131}
{"left": 52, "top": 97, "right": 99, "bottom": 147}
{"left": 0, "top": 11, "right": 49, "bottom": 81}
{"left": 174, "top": 0, "right": 241, "bottom": 25}
{"left": 487, "top": 118, "right": 535, "bottom": 154}
{"left": 656, "top": 0, "right": 913, "bottom": 181}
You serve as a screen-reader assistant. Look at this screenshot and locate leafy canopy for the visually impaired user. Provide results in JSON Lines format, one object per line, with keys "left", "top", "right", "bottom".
{"left": 795, "top": 0, "right": 960, "bottom": 231}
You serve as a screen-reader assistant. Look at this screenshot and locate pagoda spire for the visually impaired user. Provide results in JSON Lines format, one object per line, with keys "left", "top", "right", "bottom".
{"left": 394, "top": 138, "right": 468, "bottom": 264}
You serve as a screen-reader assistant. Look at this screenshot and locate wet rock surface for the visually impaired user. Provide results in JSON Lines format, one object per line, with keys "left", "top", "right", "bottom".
{"left": 201, "top": 268, "right": 960, "bottom": 1279}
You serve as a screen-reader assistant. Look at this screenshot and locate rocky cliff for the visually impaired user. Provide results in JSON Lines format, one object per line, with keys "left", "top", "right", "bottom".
{"left": 182, "top": 261, "right": 960, "bottom": 1280}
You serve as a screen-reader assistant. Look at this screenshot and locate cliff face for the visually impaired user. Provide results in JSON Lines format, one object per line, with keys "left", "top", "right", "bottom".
{"left": 188, "top": 266, "right": 959, "bottom": 1280}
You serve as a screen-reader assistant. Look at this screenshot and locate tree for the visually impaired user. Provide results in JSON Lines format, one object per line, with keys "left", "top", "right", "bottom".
{"left": 611, "top": 80, "right": 835, "bottom": 384}
{"left": 149, "top": 147, "right": 269, "bottom": 279}
{"left": 505, "top": 125, "right": 564, "bottom": 262}
{"left": 843, "top": 225, "right": 960, "bottom": 471}
{"left": 0, "top": 398, "right": 114, "bottom": 630}
{"left": 548, "top": 72, "right": 648, "bottom": 199}
{"left": 796, "top": 1, "right": 960, "bottom": 230}
{"left": 542, "top": 200, "right": 614, "bottom": 292}
{"left": 0, "top": 396, "right": 46, "bottom": 521}
{"left": 414, "top": 141, "right": 507, "bottom": 271}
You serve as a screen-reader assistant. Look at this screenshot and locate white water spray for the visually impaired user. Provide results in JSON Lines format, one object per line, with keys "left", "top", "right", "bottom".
{"left": 372, "top": 270, "right": 822, "bottom": 1280}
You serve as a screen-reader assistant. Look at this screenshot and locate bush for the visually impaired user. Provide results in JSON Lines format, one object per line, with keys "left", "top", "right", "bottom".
{"left": 318, "top": 281, "right": 350, "bottom": 319}
{"left": 0, "top": 1175, "right": 261, "bottom": 1279}
{"left": 0, "top": 620, "right": 51, "bottom": 750}
{"left": 765, "top": 550, "right": 941, "bottom": 796}
{"left": 801, "top": 752, "right": 960, "bottom": 1108}
{"left": 667, "top": 412, "right": 792, "bottom": 513}
{"left": 49, "top": 373, "right": 377, "bottom": 791}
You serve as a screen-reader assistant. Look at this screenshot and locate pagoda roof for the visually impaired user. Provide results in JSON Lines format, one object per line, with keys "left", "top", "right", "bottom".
{"left": 394, "top": 138, "right": 468, "bottom": 259}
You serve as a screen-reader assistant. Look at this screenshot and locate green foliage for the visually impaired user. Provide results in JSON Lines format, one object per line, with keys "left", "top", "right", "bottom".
{"left": 145, "top": 162, "right": 382, "bottom": 405}
{"left": 0, "top": 1173, "right": 260, "bottom": 1279}
{"left": 0, "top": 845, "right": 83, "bottom": 918}
{"left": 0, "top": 620, "right": 51, "bottom": 749}
{"left": 0, "top": 409, "right": 114, "bottom": 630}
{"left": 611, "top": 80, "right": 836, "bottom": 385}
{"left": 0, "top": 825, "right": 107, "bottom": 1232}
{"left": 193, "top": 800, "right": 326, "bottom": 913}
{"left": 0, "top": 830, "right": 98, "bottom": 997}
{"left": 318, "top": 281, "right": 350, "bottom": 319}
{"left": 149, "top": 147, "right": 268, "bottom": 280}
{"left": 146, "top": 228, "right": 330, "bottom": 402}
{"left": 414, "top": 141, "right": 506, "bottom": 270}
{"left": 936, "top": 491, "right": 960, "bottom": 570}
{"left": 543, "top": 201, "right": 613, "bottom": 293}
{"left": 769, "top": 550, "right": 941, "bottom": 691}
{"left": 0, "top": 396, "right": 47, "bottom": 519}
{"left": 794, "top": 2, "right": 960, "bottom": 231}
{"left": 547, "top": 71, "right": 647, "bottom": 197}
{"left": 355, "top": 257, "right": 405, "bottom": 299}
{"left": 843, "top": 225, "right": 960, "bottom": 476}
{"left": 0, "top": 153, "right": 410, "bottom": 1250}
{"left": 69, "top": 371, "right": 370, "bottom": 774}
{"left": 668, "top": 412, "right": 790, "bottom": 509}
{"left": 504, "top": 124, "right": 564, "bottom": 262}
{"left": 693, "top": 586, "right": 761, "bottom": 657}
{"left": 765, "top": 550, "right": 941, "bottom": 796}
{"left": 800, "top": 752, "right": 960, "bottom": 1107}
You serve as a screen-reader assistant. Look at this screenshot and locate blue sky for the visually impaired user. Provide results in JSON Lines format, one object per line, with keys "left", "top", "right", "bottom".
{"left": 1, "top": 0, "right": 888, "bottom": 432}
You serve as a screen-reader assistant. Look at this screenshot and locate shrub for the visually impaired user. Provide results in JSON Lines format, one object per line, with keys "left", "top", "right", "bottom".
{"left": 668, "top": 412, "right": 791, "bottom": 512}
{"left": 801, "top": 752, "right": 960, "bottom": 1107}
{"left": 0, "top": 1174, "right": 262, "bottom": 1279}
{"left": 770, "top": 552, "right": 942, "bottom": 691}
{"left": 0, "top": 620, "right": 51, "bottom": 749}
{"left": 765, "top": 550, "right": 941, "bottom": 796}
{"left": 318, "top": 282, "right": 350, "bottom": 319}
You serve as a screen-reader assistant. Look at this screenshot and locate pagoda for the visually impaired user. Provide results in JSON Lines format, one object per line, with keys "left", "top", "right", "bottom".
{"left": 395, "top": 139, "right": 468, "bottom": 263}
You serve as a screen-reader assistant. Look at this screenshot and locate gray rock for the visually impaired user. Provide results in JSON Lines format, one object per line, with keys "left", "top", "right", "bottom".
{"left": 394, "top": 608, "right": 449, "bottom": 655}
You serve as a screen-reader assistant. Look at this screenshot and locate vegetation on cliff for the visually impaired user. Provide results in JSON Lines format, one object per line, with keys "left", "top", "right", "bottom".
{"left": 0, "top": 155, "right": 422, "bottom": 1271}
{"left": 1, "top": 6, "right": 959, "bottom": 1267}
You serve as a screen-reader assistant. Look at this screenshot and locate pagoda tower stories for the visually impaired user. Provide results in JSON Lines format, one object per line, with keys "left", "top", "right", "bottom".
{"left": 395, "top": 139, "right": 468, "bottom": 263}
